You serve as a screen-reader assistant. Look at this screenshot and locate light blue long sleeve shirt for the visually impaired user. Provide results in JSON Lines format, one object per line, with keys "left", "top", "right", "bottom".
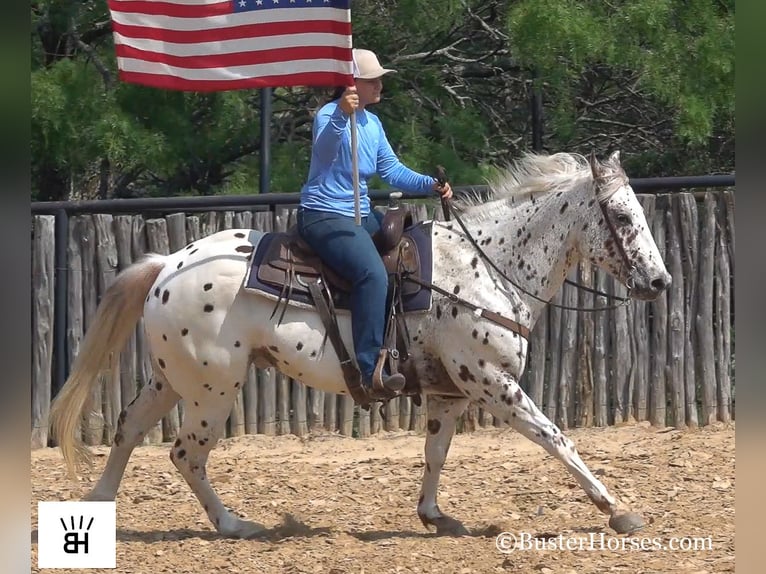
{"left": 300, "top": 100, "right": 435, "bottom": 217}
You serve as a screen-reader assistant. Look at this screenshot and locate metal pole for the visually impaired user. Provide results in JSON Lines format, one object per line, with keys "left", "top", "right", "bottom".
{"left": 53, "top": 208, "right": 69, "bottom": 398}
{"left": 351, "top": 110, "right": 361, "bottom": 225}
{"left": 260, "top": 87, "right": 272, "bottom": 194}
{"left": 530, "top": 69, "right": 543, "bottom": 152}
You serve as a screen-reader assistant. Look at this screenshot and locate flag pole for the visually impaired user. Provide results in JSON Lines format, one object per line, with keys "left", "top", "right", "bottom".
{"left": 351, "top": 109, "right": 360, "bottom": 225}
{"left": 349, "top": 48, "right": 361, "bottom": 226}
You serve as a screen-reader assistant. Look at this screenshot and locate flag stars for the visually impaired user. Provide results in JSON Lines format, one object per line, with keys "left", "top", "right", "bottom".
{"left": 238, "top": 0, "right": 246, "bottom": 6}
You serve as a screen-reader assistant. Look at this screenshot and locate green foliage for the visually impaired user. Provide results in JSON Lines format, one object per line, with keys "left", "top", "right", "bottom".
{"left": 508, "top": 0, "right": 735, "bottom": 146}
{"left": 31, "top": 0, "right": 734, "bottom": 200}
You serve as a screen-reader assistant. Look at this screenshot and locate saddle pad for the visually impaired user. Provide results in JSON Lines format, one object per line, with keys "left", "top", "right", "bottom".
{"left": 244, "top": 222, "right": 434, "bottom": 313}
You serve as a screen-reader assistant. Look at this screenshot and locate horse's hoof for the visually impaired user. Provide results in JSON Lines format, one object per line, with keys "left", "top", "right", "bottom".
{"left": 430, "top": 515, "right": 470, "bottom": 537}
{"left": 609, "top": 512, "right": 645, "bottom": 534}
{"left": 219, "top": 518, "right": 267, "bottom": 539}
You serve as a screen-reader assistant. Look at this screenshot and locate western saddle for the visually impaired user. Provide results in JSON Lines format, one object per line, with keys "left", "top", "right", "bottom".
{"left": 254, "top": 200, "right": 425, "bottom": 408}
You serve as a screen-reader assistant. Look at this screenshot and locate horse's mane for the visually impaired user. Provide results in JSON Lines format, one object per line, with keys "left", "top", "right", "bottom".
{"left": 454, "top": 152, "right": 628, "bottom": 211}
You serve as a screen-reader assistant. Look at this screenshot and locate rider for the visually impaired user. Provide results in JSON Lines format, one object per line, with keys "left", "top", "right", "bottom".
{"left": 297, "top": 48, "right": 453, "bottom": 395}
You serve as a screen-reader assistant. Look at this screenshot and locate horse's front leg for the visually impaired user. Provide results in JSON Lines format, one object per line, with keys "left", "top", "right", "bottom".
{"left": 482, "top": 371, "right": 645, "bottom": 534}
{"left": 417, "top": 394, "right": 470, "bottom": 536}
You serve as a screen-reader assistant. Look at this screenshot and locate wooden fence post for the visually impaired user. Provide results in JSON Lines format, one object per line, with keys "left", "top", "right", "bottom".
{"left": 31, "top": 216, "right": 55, "bottom": 449}
{"left": 696, "top": 193, "right": 718, "bottom": 425}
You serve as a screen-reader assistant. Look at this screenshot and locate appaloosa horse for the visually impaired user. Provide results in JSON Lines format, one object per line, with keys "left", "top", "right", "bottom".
{"left": 49, "top": 151, "right": 670, "bottom": 539}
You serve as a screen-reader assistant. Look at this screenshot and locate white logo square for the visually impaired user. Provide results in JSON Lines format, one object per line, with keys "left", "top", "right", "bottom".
{"left": 37, "top": 501, "right": 116, "bottom": 569}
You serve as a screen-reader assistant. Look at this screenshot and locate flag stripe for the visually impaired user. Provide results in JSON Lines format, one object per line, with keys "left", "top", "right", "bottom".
{"left": 117, "top": 56, "right": 350, "bottom": 80}
{"left": 118, "top": 70, "right": 350, "bottom": 91}
{"left": 113, "top": 31, "right": 349, "bottom": 56}
{"left": 115, "top": 44, "right": 348, "bottom": 69}
{"left": 111, "top": 19, "right": 350, "bottom": 43}
{"left": 110, "top": 0, "right": 233, "bottom": 18}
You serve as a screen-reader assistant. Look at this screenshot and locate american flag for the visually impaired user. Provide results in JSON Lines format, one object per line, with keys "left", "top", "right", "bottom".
{"left": 107, "top": 0, "right": 354, "bottom": 91}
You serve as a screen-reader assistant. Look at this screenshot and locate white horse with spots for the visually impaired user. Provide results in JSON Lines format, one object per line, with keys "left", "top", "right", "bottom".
{"left": 49, "top": 151, "right": 670, "bottom": 538}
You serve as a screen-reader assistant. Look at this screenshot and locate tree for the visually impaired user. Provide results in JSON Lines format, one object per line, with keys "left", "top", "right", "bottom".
{"left": 31, "top": 0, "right": 734, "bottom": 201}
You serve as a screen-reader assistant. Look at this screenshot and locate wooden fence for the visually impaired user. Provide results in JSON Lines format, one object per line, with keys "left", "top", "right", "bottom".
{"left": 30, "top": 191, "right": 734, "bottom": 448}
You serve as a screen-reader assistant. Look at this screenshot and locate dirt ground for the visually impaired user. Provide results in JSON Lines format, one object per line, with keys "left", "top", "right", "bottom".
{"left": 31, "top": 421, "right": 734, "bottom": 574}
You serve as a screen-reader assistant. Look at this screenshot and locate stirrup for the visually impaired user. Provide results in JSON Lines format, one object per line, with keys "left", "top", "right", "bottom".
{"left": 371, "top": 348, "right": 406, "bottom": 395}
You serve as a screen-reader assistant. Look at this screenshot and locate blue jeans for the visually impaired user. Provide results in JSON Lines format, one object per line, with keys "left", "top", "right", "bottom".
{"left": 296, "top": 207, "right": 387, "bottom": 380}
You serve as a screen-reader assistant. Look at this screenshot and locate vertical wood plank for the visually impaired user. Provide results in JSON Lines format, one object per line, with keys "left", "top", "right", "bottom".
{"left": 94, "top": 213, "right": 121, "bottom": 444}
{"left": 371, "top": 401, "right": 383, "bottom": 434}
{"left": 576, "top": 260, "right": 594, "bottom": 428}
{"left": 244, "top": 363, "right": 259, "bottom": 434}
{"left": 291, "top": 378, "right": 308, "bottom": 437}
{"left": 384, "top": 392, "right": 399, "bottom": 431}
{"left": 358, "top": 404, "right": 370, "bottom": 438}
{"left": 525, "top": 305, "right": 547, "bottom": 409}
{"left": 202, "top": 211, "right": 219, "bottom": 237}
{"left": 398, "top": 395, "right": 411, "bottom": 432}
{"left": 277, "top": 372, "right": 291, "bottom": 435}
{"left": 308, "top": 386, "right": 325, "bottom": 432}
{"left": 593, "top": 270, "right": 610, "bottom": 426}
{"left": 633, "top": 196, "right": 655, "bottom": 421}
{"left": 679, "top": 194, "right": 699, "bottom": 427}
{"left": 258, "top": 367, "right": 277, "bottom": 436}
{"left": 80, "top": 215, "right": 104, "bottom": 445}
{"left": 65, "top": 216, "right": 84, "bottom": 434}
{"left": 114, "top": 216, "right": 138, "bottom": 417}
{"left": 324, "top": 386, "right": 338, "bottom": 432}
{"left": 611, "top": 277, "right": 631, "bottom": 425}
{"left": 234, "top": 211, "right": 253, "bottom": 230}
{"left": 545, "top": 289, "right": 563, "bottom": 422}
{"left": 696, "top": 193, "right": 718, "bottom": 424}
{"left": 31, "top": 216, "right": 55, "bottom": 448}
{"left": 715, "top": 191, "right": 733, "bottom": 423}
{"left": 339, "top": 393, "right": 354, "bottom": 436}
{"left": 649, "top": 197, "right": 668, "bottom": 427}
{"left": 666, "top": 196, "right": 686, "bottom": 428}
{"left": 557, "top": 281, "right": 578, "bottom": 430}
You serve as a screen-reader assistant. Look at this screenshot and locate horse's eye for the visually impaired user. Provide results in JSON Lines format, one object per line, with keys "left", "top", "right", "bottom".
{"left": 616, "top": 213, "right": 632, "bottom": 225}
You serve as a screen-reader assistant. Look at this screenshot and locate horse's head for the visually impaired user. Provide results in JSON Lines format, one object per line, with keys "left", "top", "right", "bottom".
{"left": 584, "top": 151, "right": 671, "bottom": 300}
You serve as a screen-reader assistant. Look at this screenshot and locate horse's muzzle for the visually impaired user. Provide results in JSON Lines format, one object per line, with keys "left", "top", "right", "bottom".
{"left": 630, "top": 271, "right": 672, "bottom": 300}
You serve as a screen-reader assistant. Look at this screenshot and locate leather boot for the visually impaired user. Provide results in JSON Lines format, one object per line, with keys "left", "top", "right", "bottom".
{"left": 370, "top": 348, "right": 406, "bottom": 394}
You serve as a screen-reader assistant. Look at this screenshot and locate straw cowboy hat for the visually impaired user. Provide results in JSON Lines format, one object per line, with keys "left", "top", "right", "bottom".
{"left": 352, "top": 49, "right": 397, "bottom": 80}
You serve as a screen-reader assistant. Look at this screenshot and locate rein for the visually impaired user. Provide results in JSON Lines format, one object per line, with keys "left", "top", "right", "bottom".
{"left": 436, "top": 196, "right": 633, "bottom": 313}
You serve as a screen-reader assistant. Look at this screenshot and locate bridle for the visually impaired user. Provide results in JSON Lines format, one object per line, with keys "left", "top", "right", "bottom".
{"left": 434, "top": 170, "right": 635, "bottom": 313}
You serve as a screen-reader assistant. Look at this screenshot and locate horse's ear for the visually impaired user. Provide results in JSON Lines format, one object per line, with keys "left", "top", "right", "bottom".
{"left": 608, "top": 150, "right": 621, "bottom": 166}
{"left": 588, "top": 150, "right": 602, "bottom": 180}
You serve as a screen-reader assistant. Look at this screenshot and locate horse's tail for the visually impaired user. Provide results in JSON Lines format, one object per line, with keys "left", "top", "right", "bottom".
{"left": 49, "top": 253, "right": 167, "bottom": 477}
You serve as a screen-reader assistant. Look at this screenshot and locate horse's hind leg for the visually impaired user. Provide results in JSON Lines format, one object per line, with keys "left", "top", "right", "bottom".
{"left": 417, "top": 394, "right": 470, "bottom": 536}
{"left": 84, "top": 372, "right": 180, "bottom": 501}
{"left": 168, "top": 392, "right": 266, "bottom": 539}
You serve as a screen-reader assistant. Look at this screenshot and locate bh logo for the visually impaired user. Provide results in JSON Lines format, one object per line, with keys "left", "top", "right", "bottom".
{"left": 37, "top": 501, "right": 116, "bottom": 568}
{"left": 60, "top": 514, "right": 94, "bottom": 554}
